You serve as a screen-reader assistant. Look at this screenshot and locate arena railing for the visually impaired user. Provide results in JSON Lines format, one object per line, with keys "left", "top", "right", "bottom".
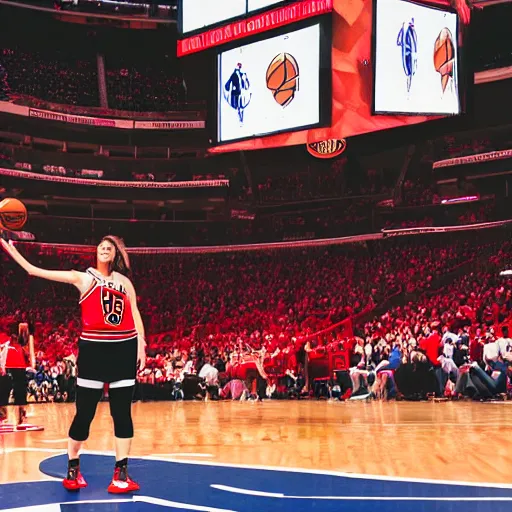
{"left": 0, "top": 168, "right": 228, "bottom": 189}
{"left": 381, "top": 218, "right": 512, "bottom": 237}
{"left": 432, "top": 148, "right": 512, "bottom": 169}
{"left": 13, "top": 218, "right": 512, "bottom": 255}
{"left": 25, "top": 233, "right": 383, "bottom": 255}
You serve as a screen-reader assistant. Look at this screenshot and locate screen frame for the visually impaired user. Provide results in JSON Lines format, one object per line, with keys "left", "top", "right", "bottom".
{"left": 215, "top": 16, "right": 332, "bottom": 145}
{"left": 371, "top": 0, "right": 462, "bottom": 117}
{"left": 178, "top": 0, "right": 292, "bottom": 37}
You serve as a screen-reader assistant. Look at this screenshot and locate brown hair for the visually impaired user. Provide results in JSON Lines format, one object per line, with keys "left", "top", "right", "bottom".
{"left": 101, "top": 236, "right": 131, "bottom": 277}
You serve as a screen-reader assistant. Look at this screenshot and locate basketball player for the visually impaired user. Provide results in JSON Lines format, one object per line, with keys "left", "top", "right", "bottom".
{"left": 18, "top": 312, "right": 36, "bottom": 369}
{"left": 0, "top": 236, "right": 146, "bottom": 493}
{"left": 0, "top": 330, "right": 33, "bottom": 427}
{"left": 224, "top": 62, "right": 251, "bottom": 123}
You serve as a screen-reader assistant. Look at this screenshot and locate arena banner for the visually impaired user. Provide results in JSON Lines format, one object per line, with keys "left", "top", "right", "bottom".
{"left": 0, "top": 101, "right": 206, "bottom": 131}
{"left": 231, "top": 209, "right": 256, "bottom": 220}
{"left": 28, "top": 108, "right": 133, "bottom": 129}
{"left": 80, "top": 169, "right": 104, "bottom": 178}
{"left": 177, "top": 0, "right": 333, "bottom": 57}
{"left": 433, "top": 148, "right": 512, "bottom": 169}
{"left": 133, "top": 120, "right": 206, "bottom": 130}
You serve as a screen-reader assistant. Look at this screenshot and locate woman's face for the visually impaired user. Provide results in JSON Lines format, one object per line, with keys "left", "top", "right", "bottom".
{"left": 97, "top": 240, "right": 116, "bottom": 266}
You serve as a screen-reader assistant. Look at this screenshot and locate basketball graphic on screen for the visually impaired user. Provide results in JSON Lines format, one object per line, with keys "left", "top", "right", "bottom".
{"left": 433, "top": 28, "right": 455, "bottom": 93}
{"left": 0, "top": 198, "right": 27, "bottom": 231}
{"left": 266, "top": 53, "right": 299, "bottom": 107}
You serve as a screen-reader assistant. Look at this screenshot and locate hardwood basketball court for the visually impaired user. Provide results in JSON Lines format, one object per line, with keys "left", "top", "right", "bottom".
{"left": 0, "top": 400, "right": 511, "bottom": 511}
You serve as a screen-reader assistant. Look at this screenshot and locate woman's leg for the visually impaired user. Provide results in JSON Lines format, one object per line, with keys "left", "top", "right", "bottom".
{"left": 108, "top": 384, "right": 135, "bottom": 461}
{"left": 63, "top": 383, "right": 103, "bottom": 490}
{"left": 11, "top": 369, "right": 28, "bottom": 426}
{"left": 107, "top": 383, "right": 139, "bottom": 493}
{"left": 68, "top": 385, "right": 104, "bottom": 457}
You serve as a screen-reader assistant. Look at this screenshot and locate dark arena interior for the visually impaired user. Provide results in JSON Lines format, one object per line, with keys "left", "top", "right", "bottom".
{"left": 1, "top": 0, "right": 512, "bottom": 510}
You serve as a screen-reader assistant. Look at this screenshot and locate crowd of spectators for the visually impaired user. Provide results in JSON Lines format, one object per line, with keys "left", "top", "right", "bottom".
{"left": 255, "top": 159, "right": 395, "bottom": 204}
{"left": 0, "top": 143, "right": 228, "bottom": 184}
{"left": 356, "top": 239, "right": 512, "bottom": 401}
{"left": 105, "top": 63, "right": 186, "bottom": 113}
{"left": 0, "top": 47, "right": 187, "bottom": 113}
{"left": 422, "top": 125, "right": 512, "bottom": 163}
{"left": 0, "top": 47, "right": 99, "bottom": 107}
{"left": 402, "top": 177, "right": 438, "bottom": 206}
{"left": 472, "top": 3, "right": 512, "bottom": 71}
{"left": 1, "top": 230, "right": 509, "bottom": 403}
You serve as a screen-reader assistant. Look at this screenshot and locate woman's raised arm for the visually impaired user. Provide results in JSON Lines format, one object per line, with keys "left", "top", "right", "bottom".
{"left": 1, "top": 239, "right": 84, "bottom": 287}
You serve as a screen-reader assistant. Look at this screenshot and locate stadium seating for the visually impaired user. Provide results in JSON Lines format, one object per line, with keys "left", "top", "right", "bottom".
{"left": 1, "top": 228, "right": 510, "bottom": 401}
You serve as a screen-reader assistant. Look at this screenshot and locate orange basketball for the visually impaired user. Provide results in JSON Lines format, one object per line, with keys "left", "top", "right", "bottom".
{"left": 266, "top": 53, "right": 300, "bottom": 107}
{"left": 0, "top": 198, "right": 27, "bottom": 231}
{"left": 433, "top": 28, "right": 454, "bottom": 73}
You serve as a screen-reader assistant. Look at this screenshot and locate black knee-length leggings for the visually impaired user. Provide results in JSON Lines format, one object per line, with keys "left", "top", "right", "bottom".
{"left": 69, "top": 385, "right": 135, "bottom": 441}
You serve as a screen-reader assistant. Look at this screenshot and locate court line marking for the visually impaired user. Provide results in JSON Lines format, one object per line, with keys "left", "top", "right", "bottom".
{"left": 3, "top": 448, "right": 84, "bottom": 454}
{"left": 0, "top": 477, "right": 61, "bottom": 484}
{"left": 5, "top": 448, "right": 512, "bottom": 491}
{"left": 211, "top": 484, "right": 512, "bottom": 501}
{"left": 139, "top": 454, "right": 512, "bottom": 490}
{"left": 2, "top": 449, "right": 212, "bottom": 458}
{"left": 2, "top": 496, "right": 235, "bottom": 512}
{"left": 41, "top": 439, "right": 68, "bottom": 444}
{"left": 151, "top": 453, "right": 213, "bottom": 458}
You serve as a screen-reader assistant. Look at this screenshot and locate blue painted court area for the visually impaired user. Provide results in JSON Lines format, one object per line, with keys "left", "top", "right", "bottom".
{"left": 0, "top": 454, "right": 511, "bottom": 511}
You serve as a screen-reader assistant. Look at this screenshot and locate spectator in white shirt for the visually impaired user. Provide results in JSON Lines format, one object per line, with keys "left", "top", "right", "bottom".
{"left": 496, "top": 326, "right": 512, "bottom": 363}
{"left": 198, "top": 358, "right": 220, "bottom": 400}
{"left": 199, "top": 363, "right": 219, "bottom": 387}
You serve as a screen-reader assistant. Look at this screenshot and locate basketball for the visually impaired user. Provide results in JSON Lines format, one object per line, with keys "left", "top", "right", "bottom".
{"left": 433, "top": 28, "right": 454, "bottom": 73}
{"left": 0, "top": 198, "right": 27, "bottom": 231}
{"left": 266, "top": 52, "right": 299, "bottom": 107}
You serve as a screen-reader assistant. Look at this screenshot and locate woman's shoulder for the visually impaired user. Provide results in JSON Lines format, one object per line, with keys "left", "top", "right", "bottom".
{"left": 113, "top": 272, "right": 136, "bottom": 296}
{"left": 114, "top": 271, "right": 132, "bottom": 285}
{"left": 73, "top": 269, "right": 95, "bottom": 294}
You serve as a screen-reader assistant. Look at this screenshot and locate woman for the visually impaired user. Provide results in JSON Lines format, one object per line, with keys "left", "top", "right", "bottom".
{"left": 0, "top": 236, "right": 146, "bottom": 493}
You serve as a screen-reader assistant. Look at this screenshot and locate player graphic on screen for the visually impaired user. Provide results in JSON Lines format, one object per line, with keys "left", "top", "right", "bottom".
{"left": 397, "top": 18, "right": 418, "bottom": 93}
{"left": 224, "top": 62, "right": 252, "bottom": 123}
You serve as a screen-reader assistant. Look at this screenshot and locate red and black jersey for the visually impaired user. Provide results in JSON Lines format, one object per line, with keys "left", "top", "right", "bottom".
{"left": 79, "top": 268, "right": 137, "bottom": 342}
{"left": 6, "top": 344, "right": 28, "bottom": 369}
{"left": 0, "top": 333, "right": 28, "bottom": 369}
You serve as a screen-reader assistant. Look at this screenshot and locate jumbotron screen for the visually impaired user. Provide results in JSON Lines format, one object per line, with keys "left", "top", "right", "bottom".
{"left": 180, "top": 0, "right": 285, "bottom": 35}
{"left": 210, "top": 0, "right": 466, "bottom": 154}
{"left": 373, "top": 0, "right": 460, "bottom": 115}
{"left": 217, "top": 23, "right": 324, "bottom": 143}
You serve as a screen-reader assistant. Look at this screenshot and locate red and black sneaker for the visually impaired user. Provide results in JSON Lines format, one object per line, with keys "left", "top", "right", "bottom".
{"left": 107, "top": 465, "right": 140, "bottom": 494}
{"left": 63, "top": 466, "right": 88, "bottom": 491}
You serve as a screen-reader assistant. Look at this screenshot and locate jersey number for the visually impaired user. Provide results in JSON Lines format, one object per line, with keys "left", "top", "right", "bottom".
{"left": 101, "top": 288, "right": 125, "bottom": 326}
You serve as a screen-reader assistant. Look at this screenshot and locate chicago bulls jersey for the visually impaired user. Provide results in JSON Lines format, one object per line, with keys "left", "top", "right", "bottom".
{"left": 79, "top": 268, "right": 137, "bottom": 342}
